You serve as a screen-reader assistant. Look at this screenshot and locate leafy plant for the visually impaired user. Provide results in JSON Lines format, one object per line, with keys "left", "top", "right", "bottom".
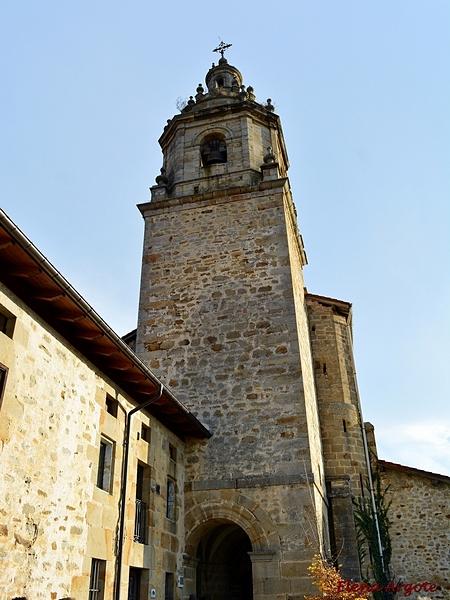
{"left": 353, "top": 471, "right": 393, "bottom": 600}
{"left": 305, "top": 554, "right": 370, "bottom": 600}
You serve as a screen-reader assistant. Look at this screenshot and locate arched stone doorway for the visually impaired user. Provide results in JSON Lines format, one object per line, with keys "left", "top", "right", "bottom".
{"left": 183, "top": 495, "right": 281, "bottom": 600}
{"left": 196, "top": 521, "right": 253, "bottom": 600}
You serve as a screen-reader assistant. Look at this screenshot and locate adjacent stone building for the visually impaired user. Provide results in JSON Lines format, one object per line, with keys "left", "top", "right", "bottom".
{"left": 0, "top": 53, "right": 448, "bottom": 600}
{"left": 0, "top": 210, "right": 209, "bottom": 599}
{"left": 379, "top": 460, "right": 450, "bottom": 598}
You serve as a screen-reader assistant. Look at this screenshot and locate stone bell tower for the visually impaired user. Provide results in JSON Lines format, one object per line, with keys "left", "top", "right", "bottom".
{"left": 136, "top": 50, "right": 330, "bottom": 600}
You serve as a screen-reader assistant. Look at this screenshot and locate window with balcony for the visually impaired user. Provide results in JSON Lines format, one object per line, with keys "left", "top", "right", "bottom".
{"left": 134, "top": 463, "right": 151, "bottom": 544}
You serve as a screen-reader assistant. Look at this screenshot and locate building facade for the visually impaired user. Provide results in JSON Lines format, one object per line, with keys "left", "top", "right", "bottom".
{"left": 0, "top": 211, "right": 208, "bottom": 599}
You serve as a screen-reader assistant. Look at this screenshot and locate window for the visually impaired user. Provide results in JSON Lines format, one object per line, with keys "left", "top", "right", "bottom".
{"left": 169, "top": 444, "right": 176, "bottom": 462}
{"left": 129, "top": 567, "right": 149, "bottom": 600}
{"left": 128, "top": 568, "right": 141, "bottom": 600}
{"left": 88, "top": 558, "right": 106, "bottom": 600}
{"left": 0, "top": 307, "right": 15, "bottom": 338}
{"left": 105, "top": 396, "right": 118, "bottom": 418}
{"left": 141, "top": 423, "right": 151, "bottom": 443}
{"left": 166, "top": 479, "right": 175, "bottom": 520}
{"left": 96, "top": 437, "right": 114, "bottom": 492}
{"left": 0, "top": 364, "right": 8, "bottom": 410}
{"left": 0, "top": 312, "right": 7, "bottom": 334}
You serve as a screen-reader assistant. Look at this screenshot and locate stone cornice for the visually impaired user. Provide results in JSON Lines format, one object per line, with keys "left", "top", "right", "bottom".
{"left": 185, "top": 471, "right": 316, "bottom": 492}
{"left": 139, "top": 178, "right": 289, "bottom": 216}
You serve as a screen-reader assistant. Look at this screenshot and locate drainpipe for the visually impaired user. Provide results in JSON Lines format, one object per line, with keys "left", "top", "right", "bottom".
{"left": 346, "top": 321, "right": 386, "bottom": 577}
{"left": 114, "top": 384, "right": 164, "bottom": 600}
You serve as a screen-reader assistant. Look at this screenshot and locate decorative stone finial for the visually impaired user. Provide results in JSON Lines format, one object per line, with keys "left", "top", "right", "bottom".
{"left": 261, "top": 146, "right": 280, "bottom": 181}
{"left": 263, "top": 146, "right": 276, "bottom": 164}
{"left": 238, "top": 85, "right": 248, "bottom": 101}
{"left": 155, "top": 167, "right": 168, "bottom": 186}
{"left": 266, "top": 98, "right": 275, "bottom": 112}
{"left": 247, "top": 86, "right": 255, "bottom": 101}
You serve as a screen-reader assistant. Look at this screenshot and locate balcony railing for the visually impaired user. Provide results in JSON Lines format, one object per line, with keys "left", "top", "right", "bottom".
{"left": 134, "top": 499, "right": 147, "bottom": 544}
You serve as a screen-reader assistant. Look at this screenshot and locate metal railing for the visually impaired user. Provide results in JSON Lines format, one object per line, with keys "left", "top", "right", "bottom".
{"left": 134, "top": 499, "right": 147, "bottom": 544}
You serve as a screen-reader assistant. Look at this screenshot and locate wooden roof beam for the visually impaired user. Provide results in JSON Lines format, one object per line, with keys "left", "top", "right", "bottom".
{"left": 0, "top": 240, "right": 14, "bottom": 251}
{"left": 34, "top": 291, "right": 65, "bottom": 302}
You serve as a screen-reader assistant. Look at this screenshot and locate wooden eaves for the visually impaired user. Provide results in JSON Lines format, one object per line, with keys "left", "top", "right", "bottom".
{"left": 0, "top": 209, "right": 210, "bottom": 440}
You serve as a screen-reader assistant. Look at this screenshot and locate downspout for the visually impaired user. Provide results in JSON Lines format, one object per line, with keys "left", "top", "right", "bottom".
{"left": 346, "top": 320, "right": 386, "bottom": 576}
{"left": 114, "top": 384, "right": 164, "bottom": 600}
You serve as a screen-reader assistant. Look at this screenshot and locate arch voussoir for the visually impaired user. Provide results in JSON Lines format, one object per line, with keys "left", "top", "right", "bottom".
{"left": 184, "top": 490, "right": 281, "bottom": 556}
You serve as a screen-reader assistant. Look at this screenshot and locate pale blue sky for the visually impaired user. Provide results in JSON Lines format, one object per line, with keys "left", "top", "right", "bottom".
{"left": 1, "top": 1, "right": 449, "bottom": 474}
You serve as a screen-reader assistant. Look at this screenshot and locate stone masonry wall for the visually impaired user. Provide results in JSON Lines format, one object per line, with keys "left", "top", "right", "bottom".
{"left": 137, "top": 186, "right": 323, "bottom": 484}
{"left": 306, "top": 296, "right": 369, "bottom": 578}
{"left": 137, "top": 182, "right": 328, "bottom": 600}
{"left": 0, "top": 283, "right": 185, "bottom": 600}
{"left": 284, "top": 197, "right": 326, "bottom": 537}
{"left": 306, "top": 298, "right": 368, "bottom": 493}
{"left": 380, "top": 467, "right": 450, "bottom": 600}
{"left": 183, "top": 481, "right": 320, "bottom": 600}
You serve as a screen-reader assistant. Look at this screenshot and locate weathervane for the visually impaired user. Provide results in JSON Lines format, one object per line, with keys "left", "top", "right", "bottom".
{"left": 213, "top": 40, "right": 232, "bottom": 59}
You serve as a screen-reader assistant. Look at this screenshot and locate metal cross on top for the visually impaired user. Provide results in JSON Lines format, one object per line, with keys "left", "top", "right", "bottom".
{"left": 213, "top": 41, "right": 232, "bottom": 58}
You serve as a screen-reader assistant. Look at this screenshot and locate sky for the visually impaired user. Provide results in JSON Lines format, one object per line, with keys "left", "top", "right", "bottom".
{"left": 1, "top": 1, "right": 449, "bottom": 475}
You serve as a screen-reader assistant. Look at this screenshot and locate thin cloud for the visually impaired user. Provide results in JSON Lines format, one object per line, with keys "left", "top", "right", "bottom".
{"left": 375, "top": 421, "right": 450, "bottom": 477}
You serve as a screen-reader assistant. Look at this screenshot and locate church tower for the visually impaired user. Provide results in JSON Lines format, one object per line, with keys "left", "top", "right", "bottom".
{"left": 136, "top": 50, "right": 365, "bottom": 600}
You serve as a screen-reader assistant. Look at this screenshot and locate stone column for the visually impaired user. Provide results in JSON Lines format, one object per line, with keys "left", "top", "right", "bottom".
{"left": 326, "top": 476, "right": 361, "bottom": 580}
{"left": 248, "top": 551, "right": 280, "bottom": 600}
{"left": 182, "top": 554, "right": 199, "bottom": 600}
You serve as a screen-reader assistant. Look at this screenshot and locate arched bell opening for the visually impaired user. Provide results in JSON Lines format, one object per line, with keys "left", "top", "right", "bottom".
{"left": 196, "top": 521, "right": 253, "bottom": 600}
{"left": 201, "top": 135, "right": 227, "bottom": 166}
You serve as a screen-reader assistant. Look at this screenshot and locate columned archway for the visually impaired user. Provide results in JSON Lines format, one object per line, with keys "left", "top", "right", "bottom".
{"left": 183, "top": 495, "right": 280, "bottom": 600}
